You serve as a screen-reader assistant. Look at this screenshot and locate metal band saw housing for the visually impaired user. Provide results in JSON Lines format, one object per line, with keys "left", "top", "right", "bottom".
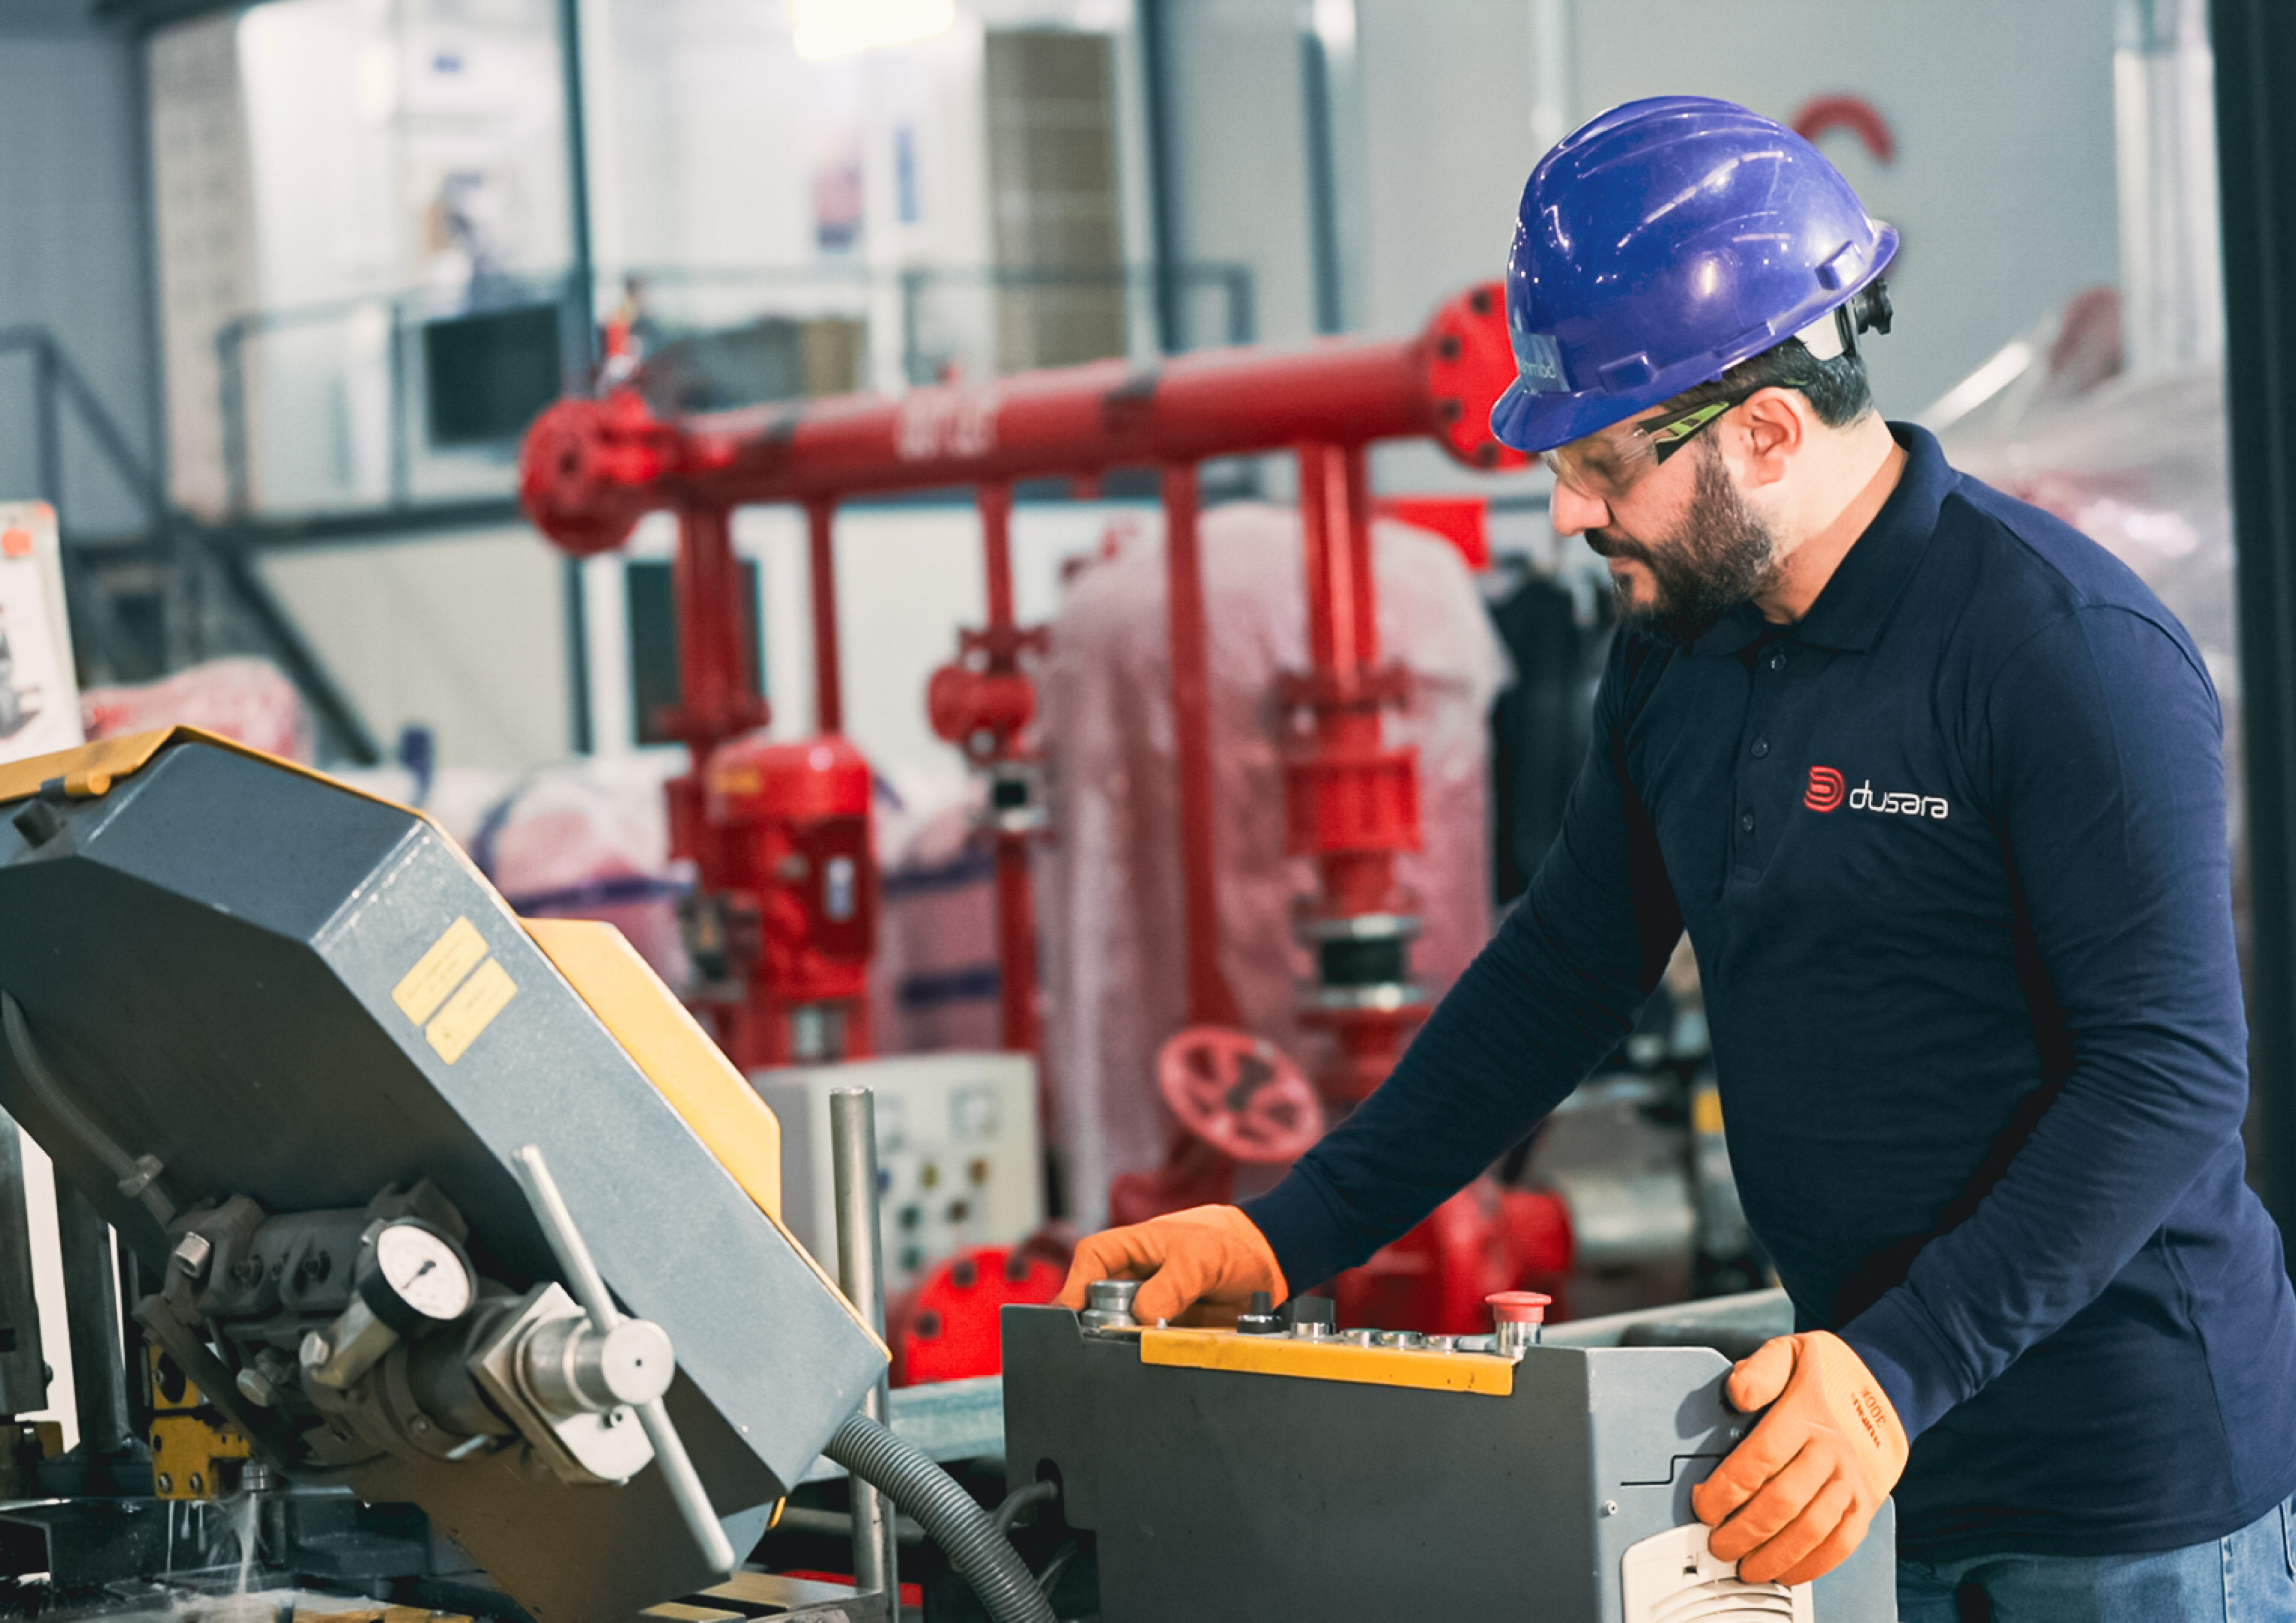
{"left": 0, "top": 732, "right": 888, "bottom": 1623}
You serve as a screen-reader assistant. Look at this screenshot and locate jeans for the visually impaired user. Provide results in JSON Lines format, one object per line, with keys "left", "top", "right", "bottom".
{"left": 1897, "top": 1497, "right": 2296, "bottom": 1622}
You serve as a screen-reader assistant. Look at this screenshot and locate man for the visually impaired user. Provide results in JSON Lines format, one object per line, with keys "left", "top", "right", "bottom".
{"left": 1058, "top": 97, "right": 2296, "bottom": 1618}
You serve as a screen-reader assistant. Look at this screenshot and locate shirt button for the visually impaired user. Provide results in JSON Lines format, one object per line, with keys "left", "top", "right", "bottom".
{"left": 1767, "top": 649, "right": 1787, "bottom": 671}
{"left": 1739, "top": 811, "right": 1756, "bottom": 833}
{"left": 1751, "top": 739, "right": 1770, "bottom": 758}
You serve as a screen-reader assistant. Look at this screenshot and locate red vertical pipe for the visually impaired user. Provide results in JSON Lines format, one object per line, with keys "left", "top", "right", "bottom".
{"left": 977, "top": 481, "right": 1040, "bottom": 1054}
{"left": 1295, "top": 441, "right": 1409, "bottom": 1095}
{"left": 980, "top": 480, "right": 1018, "bottom": 629}
{"left": 1162, "top": 462, "right": 1242, "bottom": 1030}
{"left": 672, "top": 503, "right": 752, "bottom": 764}
{"left": 806, "top": 497, "right": 845, "bottom": 735}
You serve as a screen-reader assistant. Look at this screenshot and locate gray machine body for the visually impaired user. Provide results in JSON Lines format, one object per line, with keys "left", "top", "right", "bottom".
{"left": 0, "top": 741, "right": 887, "bottom": 1622}
{"left": 1001, "top": 1305, "right": 1895, "bottom": 1622}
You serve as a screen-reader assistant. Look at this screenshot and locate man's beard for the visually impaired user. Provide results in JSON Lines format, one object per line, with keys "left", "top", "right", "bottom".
{"left": 1588, "top": 444, "right": 1781, "bottom": 647}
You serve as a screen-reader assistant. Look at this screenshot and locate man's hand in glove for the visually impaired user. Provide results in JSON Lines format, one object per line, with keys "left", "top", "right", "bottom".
{"left": 1054, "top": 1205, "right": 1287, "bottom": 1327}
{"left": 1691, "top": 1330, "right": 1910, "bottom": 1586}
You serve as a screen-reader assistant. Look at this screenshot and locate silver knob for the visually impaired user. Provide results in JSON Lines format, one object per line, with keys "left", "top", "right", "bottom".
{"left": 1080, "top": 1278, "right": 1141, "bottom": 1330}
{"left": 511, "top": 1144, "right": 736, "bottom": 1577}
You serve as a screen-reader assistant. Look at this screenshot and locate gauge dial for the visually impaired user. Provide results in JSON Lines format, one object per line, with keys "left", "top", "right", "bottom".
{"left": 364, "top": 1220, "right": 475, "bottom": 1329}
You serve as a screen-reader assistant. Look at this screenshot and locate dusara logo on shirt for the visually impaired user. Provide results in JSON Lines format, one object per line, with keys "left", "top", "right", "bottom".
{"left": 1805, "top": 764, "right": 1948, "bottom": 821}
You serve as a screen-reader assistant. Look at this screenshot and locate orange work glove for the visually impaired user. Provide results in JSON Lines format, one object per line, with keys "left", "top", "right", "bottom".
{"left": 1691, "top": 1330, "right": 1909, "bottom": 1587}
{"left": 1053, "top": 1205, "right": 1288, "bottom": 1328}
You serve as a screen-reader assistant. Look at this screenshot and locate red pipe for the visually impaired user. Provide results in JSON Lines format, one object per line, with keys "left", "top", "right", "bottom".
{"left": 520, "top": 285, "right": 1524, "bottom": 556}
{"left": 1161, "top": 461, "right": 1242, "bottom": 1031}
{"left": 1289, "top": 442, "right": 1424, "bottom": 1102}
{"left": 806, "top": 497, "right": 844, "bottom": 736}
{"left": 975, "top": 481, "right": 1041, "bottom": 1055}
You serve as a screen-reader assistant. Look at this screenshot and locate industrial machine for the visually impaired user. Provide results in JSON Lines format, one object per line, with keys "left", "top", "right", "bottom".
{"left": 0, "top": 728, "right": 1056, "bottom": 1623}
{"left": 1001, "top": 1294, "right": 1898, "bottom": 1622}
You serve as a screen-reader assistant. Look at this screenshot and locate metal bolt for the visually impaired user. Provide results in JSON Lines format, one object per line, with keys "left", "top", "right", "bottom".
{"left": 156, "top": 1473, "right": 172, "bottom": 1493}
{"left": 188, "top": 1473, "right": 204, "bottom": 1495}
{"left": 234, "top": 1366, "right": 277, "bottom": 1408}
{"left": 1602, "top": 1499, "right": 1619, "bottom": 1517}
{"left": 171, "top": 1232, "right": 214, "bottom": 1280}
{"left": 410, "top": 1415, "right": 431, "bottom": 1434}
{"left": 299, "top": 1331, "right": 331, "bottom": 1368}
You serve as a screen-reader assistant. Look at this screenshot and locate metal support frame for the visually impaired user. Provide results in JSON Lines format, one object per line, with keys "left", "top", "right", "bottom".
{"left": 1137, "top": 0, "right": 1187, "bottom": 354}
{"left": 1299, "top": 18, "right": 1346, "bottom": 337}
{"left": 0, "top": 325, "right": 383, "bottom": 762}
{"left": 2215, "top": 0, "right": 2296, "bottom": 1246}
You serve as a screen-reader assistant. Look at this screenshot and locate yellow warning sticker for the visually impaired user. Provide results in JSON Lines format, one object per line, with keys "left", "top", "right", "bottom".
{"left": 425, "top": 957, "right": 518, "bottom": 1065}
{"left": 393, "top": 917, "right": 490, "bottom": 1025}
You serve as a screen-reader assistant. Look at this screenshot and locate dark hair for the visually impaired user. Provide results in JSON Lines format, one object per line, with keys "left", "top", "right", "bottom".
{"left": 1663, "top": 336, "right": 1873, "bottom": 429}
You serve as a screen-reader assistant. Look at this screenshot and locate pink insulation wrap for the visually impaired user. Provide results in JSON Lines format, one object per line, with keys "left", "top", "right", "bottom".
{"left": 471, "top": 755, "right": 692, "bottom": 988}
{"left": 1038, "top": 502, "right": 1509, "bottom": 1231}
{"left": 872, "top": 800, "right": 1004, "bottom": 1056}
{"left": 82, "top": 656, "right": 312, "bottom": 762}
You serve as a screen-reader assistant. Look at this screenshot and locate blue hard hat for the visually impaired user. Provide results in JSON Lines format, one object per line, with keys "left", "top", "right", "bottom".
{"left": 1490, "top": 96, "right": 1899, "bottom": 454}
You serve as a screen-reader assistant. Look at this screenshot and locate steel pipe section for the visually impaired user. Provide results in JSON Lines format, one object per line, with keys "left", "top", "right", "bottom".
{"left": 518, "top": 283, "right": 1524, "bottom": 556}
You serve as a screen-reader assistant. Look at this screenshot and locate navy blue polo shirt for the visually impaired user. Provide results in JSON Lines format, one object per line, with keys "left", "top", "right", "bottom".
{"left": 1243, "top": 423, "right": 2296, "bottom": 1558}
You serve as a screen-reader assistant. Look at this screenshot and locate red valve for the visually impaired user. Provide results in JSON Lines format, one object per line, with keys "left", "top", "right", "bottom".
{"left": 1156, "top": 1026, "right": 1327, "bottom": 1165}
{"left": 926, "top": 663, "right": 1037, "bottom": 751}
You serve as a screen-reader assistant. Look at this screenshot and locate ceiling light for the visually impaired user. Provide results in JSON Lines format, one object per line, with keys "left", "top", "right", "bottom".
{"left": 791, "top": 0, "right": 956, "bottom": 62}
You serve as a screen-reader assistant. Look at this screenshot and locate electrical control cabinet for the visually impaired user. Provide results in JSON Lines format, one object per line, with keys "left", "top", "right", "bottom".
{"left": 753, "top": 1052, "right": 1041, "bottom": 1289}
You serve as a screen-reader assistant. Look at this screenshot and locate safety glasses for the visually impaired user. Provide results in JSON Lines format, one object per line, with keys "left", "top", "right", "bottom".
{"left": 1541, "top": 388, "right": 1761, "bottom": 503}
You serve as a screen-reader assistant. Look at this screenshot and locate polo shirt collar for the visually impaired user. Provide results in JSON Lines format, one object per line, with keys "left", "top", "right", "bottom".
{"left": 1689, "top": 421, "right": 1952, "bottom": 658}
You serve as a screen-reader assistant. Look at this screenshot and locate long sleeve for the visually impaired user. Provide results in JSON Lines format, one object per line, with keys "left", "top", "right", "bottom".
{"left": 1241, "top": 642, "right": 1685, "bottom": 1291}
{"left": 1839, "top": 604, "right": 2250, "bottom": 1439}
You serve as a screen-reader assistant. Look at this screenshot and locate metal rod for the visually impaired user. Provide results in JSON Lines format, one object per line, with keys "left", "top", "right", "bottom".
{"left": 829, "top": 1089, "right": 900, "bottom": 1601}
{"left": 510, "top": 1145, "right": 619, "bottom": 1330}
{"left": 53, "top": 1181, "right": 128, "bottom": 1456}
{"left": 555, "top": 0, "right": 598, "bottom": 383}
{"left": 33, "top": 340, "right": 62, "bottom": 518}
{"left": 807, "top": 498, "right": 845, "bottom": 734}
{"left": 1138, "top": 0, "right": 1186, "bottom": 353}
{"left": 1162, "top": 462, "right": 1240, "bottom": 1029}
{"left": 1299, "top": 22, "right": 1345, "bottom": 336}
{"left": 511, "top": 1145, "right": 738, "bottom": 1578}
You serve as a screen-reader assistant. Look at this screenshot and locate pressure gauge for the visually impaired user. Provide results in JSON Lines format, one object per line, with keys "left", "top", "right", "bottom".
{"left": 358, "top": 1219, "right": 476, "bottom": 1335}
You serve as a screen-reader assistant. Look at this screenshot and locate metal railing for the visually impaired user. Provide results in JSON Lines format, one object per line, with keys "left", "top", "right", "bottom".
{"left": 0, "top": 326, "right": 381, "bottom": 762}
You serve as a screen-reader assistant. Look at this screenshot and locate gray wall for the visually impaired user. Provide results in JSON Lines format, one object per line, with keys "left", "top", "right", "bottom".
{"left": 1165, "top": 0, "right": 2123, "bottom": 491}
{"left": 0, "top": 5, "right": 162, "bottom": 538}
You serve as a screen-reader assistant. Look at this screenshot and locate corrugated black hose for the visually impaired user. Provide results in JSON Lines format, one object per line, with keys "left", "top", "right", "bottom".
{"left": 823, "top": 1412, "right": 1057, "bottom": 1623}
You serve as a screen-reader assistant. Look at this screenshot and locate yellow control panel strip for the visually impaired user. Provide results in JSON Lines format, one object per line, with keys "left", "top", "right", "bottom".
{"left": 1139, "top": 1327, "right": 1515, "bottom": 1396}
